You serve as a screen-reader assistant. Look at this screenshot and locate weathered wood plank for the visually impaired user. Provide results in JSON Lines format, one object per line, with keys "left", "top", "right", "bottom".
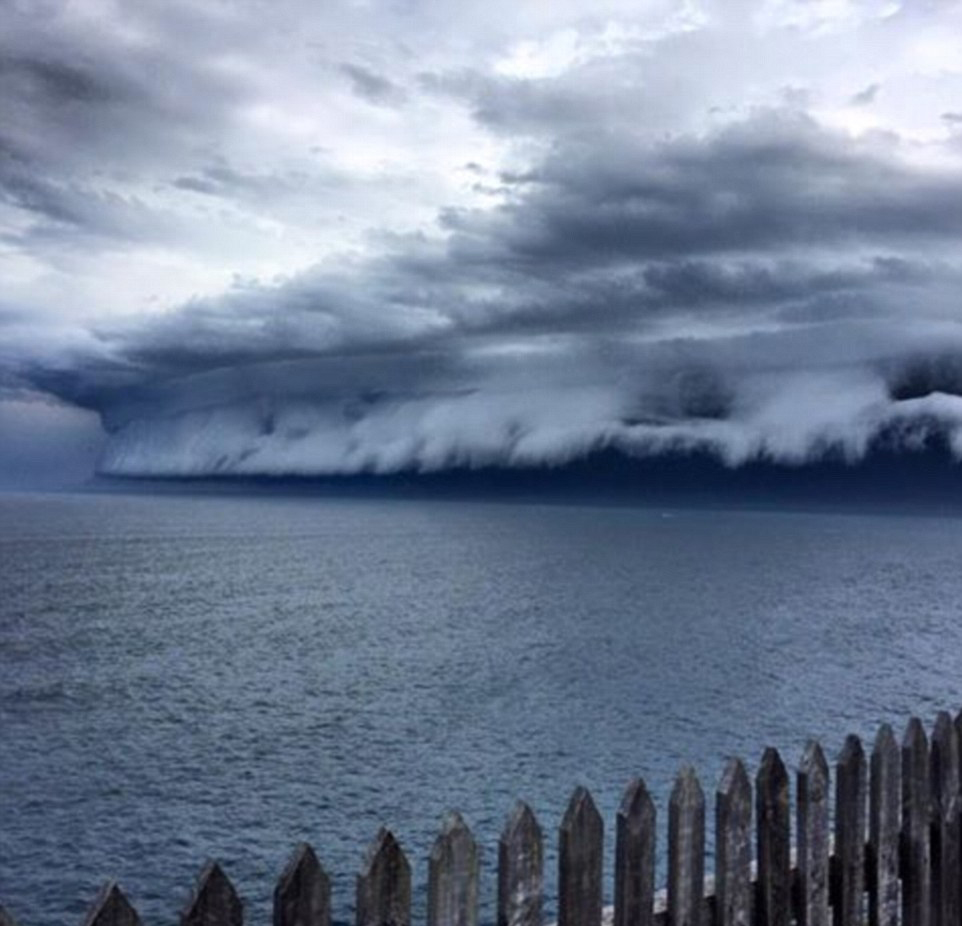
{"left": 0, "top": 907, "right": 16, "bottom": 926}
{"left": 756, "top": 748, "right": 790, "bottom": 926}
{"left": 84, "top": 883, "right": 142, "bottom": 926}
{"left": 357, "top": 829, "right": 411, "bottom": 926}
{"left": 869, "top": 723, "right": 900, "bottom": 926}
{"left": 930, "top": 712, "right": 960, "bottom": 926}
{"left": 274, "top": 842, "right": 331, "bottom": 926}
{"left": 559, "top": 787, "right": 603, "bottom": 926}
{"left": 797, "top": 741, "right": 829, "bottom": 926}
{"left": 615, "top": 778, "right": 655, "bottom": 926}
{"left": 935, "top": 796, "right": 960, "bottom": 926}
{"left": 834, "top": 735, "right": 866, "bottom": 926}
{"left": 498, "top": 802, "right": 543, "bottom": 926}
{"left": 715, "top": 758, "right": 751, "bottom": 926}
{"left": 429, "top": 812, "right": 480, "bottom": 926}
{"left": 182, "top": 862, "right": 243, "bottom": 926}
{"left": 902, "top": 717, "right": 931, "bottom": 926}
{"left": 954, "top": 709, "right": 962, "bottom": 771}
{"left": 668, "top": 766, "right": 704, "bottom": 926}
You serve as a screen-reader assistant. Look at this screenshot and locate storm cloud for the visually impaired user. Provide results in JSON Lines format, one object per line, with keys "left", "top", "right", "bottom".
{"left": 5, "top": 0, "right": 962, "bottom": 482}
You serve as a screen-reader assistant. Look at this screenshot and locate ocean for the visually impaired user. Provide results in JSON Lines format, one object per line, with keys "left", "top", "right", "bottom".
{"left": 1, "top": 489, "right": 961, "bottom": 924}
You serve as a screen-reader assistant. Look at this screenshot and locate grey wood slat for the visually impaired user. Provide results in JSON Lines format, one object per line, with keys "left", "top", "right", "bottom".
{"left": 756, "top": 748, "right": 790, "bottom": 926}
{"left": 797, "top": 741, "right": 829, "bottom": 926}
{"left": 869, "top": 723, "right": 900, "bottom": 926}
{"left": 716, "top": 758, "right": 751, "bottom": 926}
{"left": 356, "top": 829, "right": 411, "bottom": 926}
{"left": 428, "top": 812, "right": 480, "bottom": 926}
{"left": 498, "top": 802, "right": 543, "bottom": 926}
{"left": 668, "top": 767, "right": 704, "bottom": 926}
{"left": 559, "top": 787, "right": 603, "bottom": 926}
{"left": 274, "top": 842, "right": 331, "bottom": 926}
{"left": 834, "top": 735, "right": 866, "bottom": 926}
{"left": 182, "top": 862, "right": 243, "bottom": 926}
{"left": 83, "top": 883, "right": 142, "bottom": 926}
{"left": 902, "top": 717, "right": 931, "bottom": 926}
{"left": 930, "top": 712, "right": 960, "bottom": 926}
{"left": 615, "top": 778, "right": 655, "bottom": 926}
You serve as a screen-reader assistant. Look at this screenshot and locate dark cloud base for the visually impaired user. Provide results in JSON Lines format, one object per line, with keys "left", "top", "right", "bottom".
{"left": 92, "top": 442, "right": 962, "bottom": 514}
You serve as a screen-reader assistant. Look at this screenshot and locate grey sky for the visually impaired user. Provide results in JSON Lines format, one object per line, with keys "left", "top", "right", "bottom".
{"left": 4, "top": 0, "right": 962, "bottom": 484}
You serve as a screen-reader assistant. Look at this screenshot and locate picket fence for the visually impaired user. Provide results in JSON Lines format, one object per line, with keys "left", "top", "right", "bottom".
{"left": 3, "top": 708, "right": 962, "bottom": 926}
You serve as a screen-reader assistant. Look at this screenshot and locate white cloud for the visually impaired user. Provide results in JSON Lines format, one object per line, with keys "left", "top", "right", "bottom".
{"left": 6, "top": 0, "right": 962, "bottom": 484}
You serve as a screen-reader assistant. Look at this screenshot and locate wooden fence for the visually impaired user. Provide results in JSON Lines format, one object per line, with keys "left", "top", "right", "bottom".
{"left": 3, "top": 709, "right": 962, "bottom": 926}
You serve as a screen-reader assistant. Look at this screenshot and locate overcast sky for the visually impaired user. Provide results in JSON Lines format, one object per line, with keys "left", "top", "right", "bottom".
{"left": 4, "top": 0, "right": 962, "bottom": 485}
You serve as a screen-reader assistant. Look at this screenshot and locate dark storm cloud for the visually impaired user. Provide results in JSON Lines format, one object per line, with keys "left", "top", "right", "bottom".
{"left": 0, "top": 152, "right": 181, "bottom": 249}
{"left": 0, "top": 53, "right": 129, "bottom": 106}
{"left": 7, "top": 0, "right": 962, "bottom": 480}
{"left": 0, "top": 2, "right": 256, "bottom": 256}
{"left": 472, "top": 115, "right": 962, "bottom": 262}
{"left": 9, "top": 106, "right": 962, "bottom": 476}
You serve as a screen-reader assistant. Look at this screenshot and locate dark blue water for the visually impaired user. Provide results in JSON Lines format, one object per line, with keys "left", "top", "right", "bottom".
{"left": 2, "top": 491, "right": 962, "bottom": 925}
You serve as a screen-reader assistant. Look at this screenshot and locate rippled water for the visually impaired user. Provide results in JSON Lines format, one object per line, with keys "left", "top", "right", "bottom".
{"left": 2, "top": 491, "right": 962, "bottom": 925}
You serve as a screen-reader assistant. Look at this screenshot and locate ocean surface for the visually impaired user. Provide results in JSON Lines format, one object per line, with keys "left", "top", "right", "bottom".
{"left": 2, "top": 490, "right": 962, "bottom": 924}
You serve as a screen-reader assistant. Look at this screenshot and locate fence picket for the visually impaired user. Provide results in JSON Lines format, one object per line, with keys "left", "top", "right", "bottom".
{"left": 429, "top": 812, "right": 479, "bottom": 926}
{"left": 83, "top": 883, "right": 142, "bottom": 926}
{"left": 869, "top": 724, "right": 900, "bottom": 926}
{"left": 182, "top": 862, "right": 243, "bottom": 926}
{"left": 834, "top": 735, "right": 866, "bottom": 926}
{"left": 357, "top": 829, "right": 411, "bottom": 926}
{"left": 902, "top": 718, "right": 931, "bottom": 926}
{"left": 274, "top": 843, "right": 331, "bottom": 926}
{"left": 668, "top": 767, "right": 704, "bottom": 926}
{"left": 716, "top": 758, "right": 751, "bottom": 926}
{"left": 756, "top": 748, "right": 790, "bottom": 926}
{"left": 559, "top": 788, "right": 603, "bottom": 926}
{"left": 797, "top": 741, "right": 829, "bottom": 926}
{"left": 930, "top": 712, "right": 960, "bottom": 926}
{"left": 615, "top": 778, "right": 655, "bottom": 926}
{"left": 498, "top": 802, "right": 543, "bottom": 926}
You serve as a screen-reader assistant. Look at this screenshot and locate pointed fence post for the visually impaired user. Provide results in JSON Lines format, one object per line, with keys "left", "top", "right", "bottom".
{"left": 615, "top": 778, "right": 655, "bottom": 926}
{"left": 716, "top": 758, "right": 751, "bottom": 926}
{"left": 834, "top": 735, "right": 866, "bottom": 926}
{"left": 902, "top": 718, "right": 931, "bottom": 926}
{"left": 559, "top": 787, "right": 603, "bottom": 926}
{"left": 429, "top": 812, "right": 480, "bottom": 926}
{"left": 357, "top": 829, "right": 411, "bottom": 926}
{"left": 668, "top": 767, "right": 705, "bottom": 926}
{"left": 182, "top": 863, "right": 242, "bottom": 926}
{"left": 0, "top": 908, "right": 16, "bottom": 926}
{"left": 930, "top": 712, "right": 960, "bottom": 926}
{"left": 869, "top": 724, "right": 900, "bottom": 926}
{"left": 756, "top": 748, "right": 790, "bottom": 926}
{"left": 797, "top": 742, "right": 830, "bottom": 926}
{"left": 498, "top": 803, "right": 543, "bottom": 926}
{"left": 274, "top": 843, "right": 331, "bottom": 926}
{"left": 83, "top": 883, "right": 142, "bottom": 926}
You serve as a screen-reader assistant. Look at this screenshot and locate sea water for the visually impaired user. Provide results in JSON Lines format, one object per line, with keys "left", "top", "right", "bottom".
{"left": 2, "top": 490, "right": 962, "bottom": 924}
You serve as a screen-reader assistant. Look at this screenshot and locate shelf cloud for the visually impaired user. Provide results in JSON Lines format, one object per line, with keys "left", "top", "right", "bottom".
{"left": 5, "top": 0, "right": 962, "bottom": 482}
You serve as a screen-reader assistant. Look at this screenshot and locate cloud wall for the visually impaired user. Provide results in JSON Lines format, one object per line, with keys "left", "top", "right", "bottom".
{"left": 6, "top": 1, "right": 962, "bottom": 482}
